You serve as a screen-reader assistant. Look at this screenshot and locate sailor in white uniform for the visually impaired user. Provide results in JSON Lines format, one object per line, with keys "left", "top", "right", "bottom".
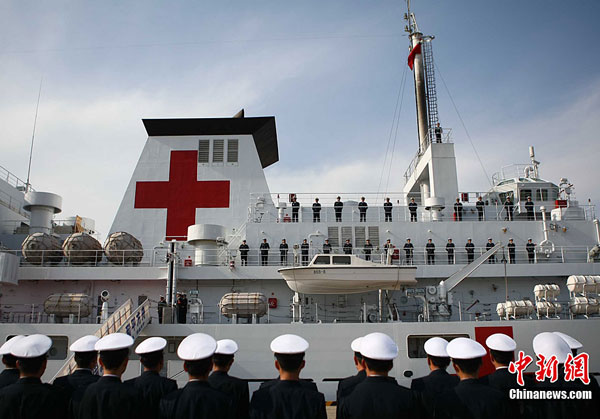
{"left": 0, "top": 334, "right": 68, "bottom": 419}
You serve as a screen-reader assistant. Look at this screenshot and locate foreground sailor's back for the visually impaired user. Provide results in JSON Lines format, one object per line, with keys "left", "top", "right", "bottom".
{"left": 159, "top": 332, "right": 234, "bottom": 419}
{"left": 249, "top": 334, "right": 326, "bottom": 419}
{"left": 338, "top": 332, "right": 418, "bottom": 419}
{"left": 78, "top": 333, "right": 146, "bottom": 419}
{"left": 207, "top": 339, "right": 250, "bottom": 419}
{"left": 0, "top": 334, "right": 68, "bottom": 419}
{"left": 125, "top": 337, "right": 177, "bottom": 419}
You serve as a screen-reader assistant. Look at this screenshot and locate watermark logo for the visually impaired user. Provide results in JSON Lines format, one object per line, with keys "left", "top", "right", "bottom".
{"left": 508, "top": 350, "right": 591, "bottom": 385}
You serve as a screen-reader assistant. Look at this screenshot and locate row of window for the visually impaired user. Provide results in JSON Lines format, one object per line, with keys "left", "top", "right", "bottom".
{"left": 198, "top": 139, "right": 239, "bottom": 164}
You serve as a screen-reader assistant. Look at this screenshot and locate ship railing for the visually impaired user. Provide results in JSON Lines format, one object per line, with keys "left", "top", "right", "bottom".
{"left": 0, "top": 190, "right": 30, "bottom": 220}
{"left": 247, "top": 202, "right": 596, "bottom": 223}
{"left": 403, "top": 128, "right": 453, "bottom": 182}
{"left": 0, "top": 164, "right": 33, "bottom": 192}
{"left": 8, "top": 243, "right": 597, "bottom": 268}
{"left": 224, "top": 245, "right": 594, "bottom": 267}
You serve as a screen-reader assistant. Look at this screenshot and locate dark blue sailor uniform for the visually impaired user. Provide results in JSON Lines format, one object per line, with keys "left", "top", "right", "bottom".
{"left": 208, "top": 370, "right": 249, "bottom": 419}
{"left": 0, "top": 377, "right": 68, "bottom": 419}
{"left": 411, "top": 369, "right": 459, "bottom": 418}
{"left": 125, "top": 371, "right": 177, "bottom": 419}
{"left": 433, "top": 378, "right": 507, "bottom": 419}
{"left": 78, "top": 375, "right": 146, "bottom": 419}
{"left": 53, "top": 369, "right": 100, "bottom": 418}
{"left": 160, "top": 380, "right": 234, "bottom": 419}
{"left": 339, "top": 376, "right": 418, "bottom": 419}
{"left": 250, "top": 379, "right": 326, "bottom": 419}
{"left": 336, "top": 369, "right": 366, "bottom": 418}
{"left": 0, "top": 368, "right": 19, "bottom": 389}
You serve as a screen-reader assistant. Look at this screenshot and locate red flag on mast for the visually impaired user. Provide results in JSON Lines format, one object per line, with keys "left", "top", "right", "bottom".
{"left": 407, "top": 43, "right": 422, "bottom": 70}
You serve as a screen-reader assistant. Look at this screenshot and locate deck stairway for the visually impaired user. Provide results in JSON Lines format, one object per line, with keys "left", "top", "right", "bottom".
{"left": 51, "top": 298, "right": 151, "bottom": 381}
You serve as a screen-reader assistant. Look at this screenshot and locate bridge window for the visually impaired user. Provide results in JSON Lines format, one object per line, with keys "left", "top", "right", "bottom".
{"left": 332, "top": 256, "right": 351, "bottom": 265}
{"left": 227, "top": 139, "right": 239, "bottom": 163}
{"left": 314, "top": 256, "right": 330, "bottom": 265}
{"left": 536, "top": 189, "right": 548, "bottom": 201}
{"left": 198, "top": 140, "right": 210, "bottom": 163}
{"left": 520, "top": 189, "right": 532, "bottom": 201}
{"left": 407, "top": 334, "right": 469, "bottom": 358}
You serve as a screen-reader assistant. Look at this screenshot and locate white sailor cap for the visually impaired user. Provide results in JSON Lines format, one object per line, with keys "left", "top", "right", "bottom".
{"left": 351, "top": 337, "right": 363, "bottom": 353}
{"left": 447, "top": 238, "right": 452, "bottom": 241}
{"left": 552, "top": 332, "right": 583, "bottom": 350}
{"left": 177, "top": 333, "right": 217, "bottom": 361}
{"left": 11, "top": 334, "right": 52, "bottom": 358}
{"left": 94, "top": 333, "right": 134, "bottom": 352}
{"left": 70, "top": 335, "right": 99, "bottom": 353}
{"left": 270, "top": 334, "right": 309, "bottom": 354}
{"left": 467, "top": 238, "right": 472, "bottom": 240}
{"left": 533, "top": 332, "right": 571, "bottom": 364}
{"left": 360, "top": 332, "right": 398, "bottom": 361}
{"left": 135, "top": 337, "right": 167, "bottom": 355}
{"left": 488, "top": 238, "right": 492, "bottom": 240}
{"left": 0, "top": 335, "right": 26, "bottom": 356}
{"left": 215, "top": 339, "right": 239, "bottom": 355}
{"left": 446, "top": 337, "right": 486, "bottom": 360}
{"left": 509, "top": 238, "right": 514, "bottom": 241}
{"left": 424, "top": 337, "right": 449, "bottom": 358}
{"left": 527, "top": 238, "right": 532, "bottom": 240}
{"left": 485, "top": 333, "right": 516, "bottom": 352}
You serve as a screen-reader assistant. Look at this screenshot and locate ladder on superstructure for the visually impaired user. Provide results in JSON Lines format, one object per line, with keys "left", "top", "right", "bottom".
{"left": 51, "top": 298, "right": 152, "bottom": 381}
{"left": 421, "top": 39, "right": 439, "bottom": 144}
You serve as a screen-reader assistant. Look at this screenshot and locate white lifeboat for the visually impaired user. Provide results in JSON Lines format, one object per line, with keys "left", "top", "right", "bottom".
{"left": 278, "top": 254, "right": 417, "bottom": 294}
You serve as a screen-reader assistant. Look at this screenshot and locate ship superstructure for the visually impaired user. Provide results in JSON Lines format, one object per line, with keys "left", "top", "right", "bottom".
{"left": 0, "top": 4, "right": 599, "bottom": 401}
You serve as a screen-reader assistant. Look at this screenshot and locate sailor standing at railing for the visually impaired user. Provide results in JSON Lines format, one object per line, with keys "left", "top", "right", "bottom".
{"left": 384, "top": 198, "right": 393, "bottom": 222}
{"left": 334, "top": 196, "right": 343, "bottom": 222}
{"left": 453, "top": 199, "right": 463, "bottom": 222}
{"left": 404, "top": 239, "right": 414, "bottom": 265}
{"left": 525, "top": 196, "right": 535, "bottom": 220}
{"left": 279, "top": 239, "right": 289, "bottom": 266}
{"left": 291, "top": 197, "right": 300, "bottom": 223}
{"left": 358, "top": 197, "right": 368, "bottom": 222}
{"left": 300, "top": 239, "right": 309, "bottom": 266}
{"left": 409, "top": 198, "right": 418, "bottom": 222}
{"left": 476, "top": 196, "right": 485, "bottom": 221}
{"left": 507, "top": 239, "right": 516, "bottom": 264}
{"left": 434, "top": 122, "right": 443, "bottom": 143}
{"left": 465, "top": 239, "right": 475, "bottom": 263}
{"left": 239, "top": 240, "right": 249, "bottom": 266}
{"left": 323, "top": 239, "right": 332, "bottom": 254}
{"left": 486, "top": 239, "right": 496, "bottom": 264}
{"left": 446, "top": 239, "right": 455, "bottom": 264}
{"left": 526, "top": 239, "right": 535, "bottom": 263}
{"left": 363, "top": 239, "right": 373, "bottom": 261}
{"left": 312, "top": 198, "right": 321, "bottom": 223}
{"left": 260, "top": 239, "right": 270, "bottom": 266}
{"left": 504, "top": 197, "right": 514, "bottom": 221}
{"left": 426, "top": 239, "right": 435, "bottom": 265}
{"left": 343, "top": 239, "right": 353, "bottom": 255}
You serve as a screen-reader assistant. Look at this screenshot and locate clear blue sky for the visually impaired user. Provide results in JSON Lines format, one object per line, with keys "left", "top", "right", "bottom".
{"left": 1, "top": 0, "right": 599, "bottom": 237}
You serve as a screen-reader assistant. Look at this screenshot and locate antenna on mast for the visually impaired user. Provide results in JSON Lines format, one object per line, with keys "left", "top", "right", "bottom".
{"left": 25, "top": 77, "right": 43, "bottom": 193}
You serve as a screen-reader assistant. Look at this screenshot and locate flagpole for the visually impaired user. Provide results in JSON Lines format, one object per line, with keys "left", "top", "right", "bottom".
{"left": 26, "top": 77, "right": 43, "bottom": 193}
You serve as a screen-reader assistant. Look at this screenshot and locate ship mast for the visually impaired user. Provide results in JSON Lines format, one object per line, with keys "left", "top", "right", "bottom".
{"left": 405, "top": 1, "right": 429, "bottom": 154}
{"left": 402, "top": 1, "right": 458, "bottom": 219}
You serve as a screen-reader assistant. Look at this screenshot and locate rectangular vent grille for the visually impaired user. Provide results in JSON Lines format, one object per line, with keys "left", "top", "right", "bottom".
{"left": 212, "top": 139, "right": 224, "bottom": 162}
{"left": 367, "top": 226, "right": 380, "bottom": 246}
{"left": 327, "top": 227, "right": 339, "bottom": 248}
{"left": 198, "top": 140, "right": 210, "bottom": 163}
{"left": 227, "top": 139, "right": 239, "bottom": 163}
{"left": 341, "top": 226, "right": 353, "bottom": 245}
{"left": 354, "top": 226, "right": 366, "bottom": 248}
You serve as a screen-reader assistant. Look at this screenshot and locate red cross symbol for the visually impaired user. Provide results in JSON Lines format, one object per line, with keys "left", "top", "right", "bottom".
{"left": 134, "top": 150, "right": 230, "bottom": 240}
